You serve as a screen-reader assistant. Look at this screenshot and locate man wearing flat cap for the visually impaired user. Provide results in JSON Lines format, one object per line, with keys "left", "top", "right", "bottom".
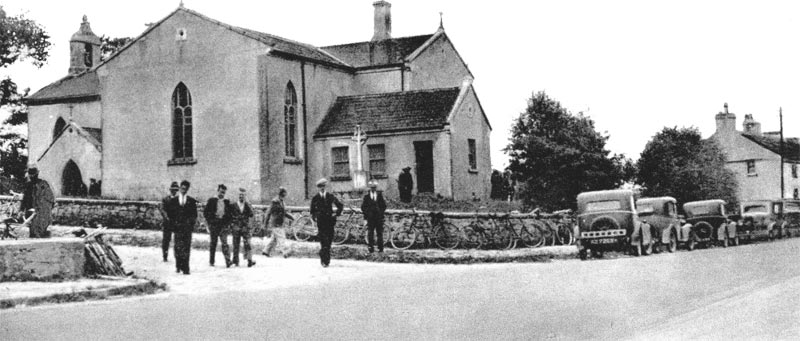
{"left": 310, "top": 178, "right": 342, "bottom": 267}
{"left": 20, "top": 164, "right": 54, "bottom": 238}
{"left": 361, "top": 180, "right": 387, "bottom": 253}
{"left": 159, "top": 182, "right": 180, "bottom": 262}
{"left": 398, "top": 166, "right": 413, "bottom": 203}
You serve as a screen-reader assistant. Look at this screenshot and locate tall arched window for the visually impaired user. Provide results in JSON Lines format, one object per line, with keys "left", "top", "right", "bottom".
{"left": 53, "top": 117, "right": 67, "bottom": 140}
{"left": 284, "top": 82, "right": 297, "bottom": 157}
{"left": 172, "top": 82, "right": 193, "bottom": 159}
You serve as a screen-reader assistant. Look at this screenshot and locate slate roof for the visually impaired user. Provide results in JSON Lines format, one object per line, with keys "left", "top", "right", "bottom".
{"left": 321, "top": 35, "right": 434, "bottom": 68}
{"left": 25, "top": 71, "right": 100, "bottom": 105}
{"left": 314, "top": 87, "right": 461, "bottom": 138}
{"left": 742, "top": 133, "right": 800, "bottom": 162}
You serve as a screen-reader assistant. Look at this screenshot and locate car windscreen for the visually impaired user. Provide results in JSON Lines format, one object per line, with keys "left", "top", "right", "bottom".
{"left": 743, "top": 205, "right": 768, "bottom": 214}
{"left": 637, "top": 204, "right": 655, "bottom": 216}
{"left": 586, "top": 200, "right": 622, "bottom": 212}
{"left": 685, "top": 205, "right": 720, "bottom": 217}
{"left": 785, "top": 202, "right": 800, "bottom": 213}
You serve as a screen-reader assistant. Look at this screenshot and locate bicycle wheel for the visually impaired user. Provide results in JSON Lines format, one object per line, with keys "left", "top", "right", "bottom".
{"left": 433, "top": 221, "right": 460, "bottom": 250}
{"left": 487, "top": 221, "right": 513, "bottom": 249}
{"left": 556, "top": 222, "right": 574, "bottom": 245}
{"left": 527, "top": 219, "right": 549, "bottom": 247}
{"left": 390, "top": 224, "right": 417, "bottom": 250}
{"left": 517, "top": 221, "right": 543, "bottom": 248}
{"left": 332, "top": 216, "right": 351, "bottom": 245}
{"left": 534, "top": 219, "right": 556, "bottom": 246}
{"left": 292, "top": 216, "right": 316, "bottom": 242}
{"left": 461, "top": 222, "right": 485, "bottom": 249}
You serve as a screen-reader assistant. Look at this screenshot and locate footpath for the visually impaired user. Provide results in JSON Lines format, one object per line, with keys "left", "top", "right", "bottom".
{"left": 1, "top": 225, "right": 577, "bottom": 309}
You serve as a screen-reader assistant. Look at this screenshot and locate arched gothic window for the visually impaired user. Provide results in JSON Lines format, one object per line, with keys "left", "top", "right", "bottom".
{"left": 284, "top": 82, "right": 297, "bottom": 157}
{"left": 53, "top": 117, "right": 67, "bottom": 140}
{"left": 172, "top": 83, "right": 193, "bottom": 159}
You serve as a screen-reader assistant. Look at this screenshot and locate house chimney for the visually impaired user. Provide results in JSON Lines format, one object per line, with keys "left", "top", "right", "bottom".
{"left": 372, "top": 1, "right": 391, "bottom": 41}
{"left": 715, "top": 102, "right": 737, "bottom": 135}
{"left": 742, "top": 114, "right": 762, "bottom": 136}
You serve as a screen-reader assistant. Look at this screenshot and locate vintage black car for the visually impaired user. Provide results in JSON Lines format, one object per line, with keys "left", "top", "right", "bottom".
{"left": 576, "top": 189, "right": 654, "bottom": 259}
{"left": 682, "top": 200, "right": 737, "bottom": 249}
{"left": 739, "top": 199, "right": 800, "bottom": 240}
{"left": 636, "top": 197, "right": 690, "bottom": 253}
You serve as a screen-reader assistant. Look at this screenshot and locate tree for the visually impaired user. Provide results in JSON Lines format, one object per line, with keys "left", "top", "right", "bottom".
{"left": 505, "top": 91, "right": 631, "bottom": 210}
{"left": 636, "top": 127, "right": 738, "bottom": 210}
{"left": 100, "top": 35, "right": 132, "bottom": 62}
{"left": 0, "top": 7, "right": 51, "bottom": 184}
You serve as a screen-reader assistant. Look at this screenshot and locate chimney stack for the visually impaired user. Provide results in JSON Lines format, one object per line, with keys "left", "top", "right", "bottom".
{"left": 742, "top": 114, "right": 762, "bottom": 136}
{"left": 715, "top": 102, "right": 737, "bottom": 135}
{"left": 372, "top": 1, "right": 391, "bottom": 41}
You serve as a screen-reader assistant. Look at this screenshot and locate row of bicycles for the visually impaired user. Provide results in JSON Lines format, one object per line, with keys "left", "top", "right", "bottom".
{"left": 287, "top": 201, "right": 576, "bottom": 250}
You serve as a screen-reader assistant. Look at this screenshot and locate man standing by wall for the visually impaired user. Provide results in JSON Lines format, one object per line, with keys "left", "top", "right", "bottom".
{"left": 310, "top": 179, "right": 342, "bottom": 267}
{"left": 169, "top": 180, "right": 197, "bottom": 275}
{"left": 203, "top": 184, "right": 232, "bottom": 268}
{"left": 20, "top": 165, "right": 54, "bottom": 238}
{"left": 230, "top": 188, "right": 255, "bottom": 267}
{"left": 361, "top": 180, "right": 386, "bottom": 253}
{"left": 159, "top": 182, "right": 179, "bottom": 262}
{"left": 398, "top": 166, "right": 413, "bottom": 203}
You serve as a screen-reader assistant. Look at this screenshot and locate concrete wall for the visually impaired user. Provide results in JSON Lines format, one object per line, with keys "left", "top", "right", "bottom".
{"left": 314, "top": 130, "right": 452, "bottom": 198}
{"left": 407, "top": 34, "right": 472, "bottom": 90}
{"left": 0, "top": 238, "right": 84, "bottom": 281}
{"left": 37, "top": 127, "right": 102, "bottom": 197}
{"left": 448, "top": 86, "right": 491, "bottom": 200}
{"left": 99, "top": 11, "right": 264, "bottom": 202}
{"left": 27, "top": 101, "right": 101, "bottom": 163}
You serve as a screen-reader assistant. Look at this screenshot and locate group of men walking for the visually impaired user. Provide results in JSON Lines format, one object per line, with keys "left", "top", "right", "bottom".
{"left": 158, "top": 176, "right": 387, "bottom": 273}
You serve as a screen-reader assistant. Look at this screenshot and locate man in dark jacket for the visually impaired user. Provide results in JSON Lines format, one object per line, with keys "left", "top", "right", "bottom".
{"left": 398, "top": 166, "right": 413, "bottom": 203}
{"left": 168, "top": 180, "right": 198, "bottom": 275}
{"left": 203, "top": 184, "right": 232, "bottom": 267}
{"left": 230, "top": 188, "right": 255, "bottom": 267}
{"left": 361, "top": 180, "right": 387, "bottom": 253}
{"left": 159, "top": 182, "right": 179, "bottom": 262}
{"left": 20, "top": 165, "right": 54, "bottom": 238}
{"left": 310, "top": 178, "right": 342, "bottom": 267}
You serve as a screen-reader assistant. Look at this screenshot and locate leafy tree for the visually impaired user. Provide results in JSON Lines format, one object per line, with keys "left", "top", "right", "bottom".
{"left": 100, "top": 35, "right": 132, "bottom": 62}
{"left": 505, "top": 91, "right": 631, "bottom": 210}
{"left": 0, "top": 7, "right": 51, "bottom": 183}
{"left": 636, "top": 127, "right": 738, "bottom": 210}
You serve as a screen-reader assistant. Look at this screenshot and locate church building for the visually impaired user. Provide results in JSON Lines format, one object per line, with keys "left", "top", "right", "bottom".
{"left": 25, "top": 2, "right": 492, "bottom": 204}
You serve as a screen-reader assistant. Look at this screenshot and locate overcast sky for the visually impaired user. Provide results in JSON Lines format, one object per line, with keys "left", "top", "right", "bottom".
{"left": 3, "top": 0, "right": 799, "bottom": 169}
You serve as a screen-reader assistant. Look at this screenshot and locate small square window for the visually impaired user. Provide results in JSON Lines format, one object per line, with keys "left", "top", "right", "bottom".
{"left": 746, "top": 160, "right": 756, "bottom": 176}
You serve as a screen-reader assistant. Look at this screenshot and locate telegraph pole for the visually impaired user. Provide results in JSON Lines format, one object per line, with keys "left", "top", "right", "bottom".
{"left": 780, "top": 107, "right": 785, "bottom": 199}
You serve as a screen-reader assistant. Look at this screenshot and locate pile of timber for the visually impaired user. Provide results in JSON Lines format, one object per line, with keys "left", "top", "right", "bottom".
{"left": 83, "top": 227, "right": 126, "bottom": 277}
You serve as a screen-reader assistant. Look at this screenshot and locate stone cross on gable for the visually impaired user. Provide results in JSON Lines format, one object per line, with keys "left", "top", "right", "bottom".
{"left": 351, "top": 124, "right": 368, "bottom": 172}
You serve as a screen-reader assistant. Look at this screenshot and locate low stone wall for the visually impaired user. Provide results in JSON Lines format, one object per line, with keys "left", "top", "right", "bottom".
{"left": 0, "top": 238, "right": 85, "bottom": 281}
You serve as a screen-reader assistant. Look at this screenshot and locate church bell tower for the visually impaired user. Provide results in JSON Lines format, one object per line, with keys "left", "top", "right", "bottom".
{"left": 69, "top": 15, "right": 101, "bottom": 75}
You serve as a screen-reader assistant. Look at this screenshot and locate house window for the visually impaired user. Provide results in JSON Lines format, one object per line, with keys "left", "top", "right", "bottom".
{"left": 332, "top": 146, "right": 349, "bottom": 178}
{"left": 468, "top": 139, "right": 477, "bottom": 170}
{"left": 792, "top": 164, "right": 798, "bottom": 178}
{"left": 172, "top": 82, "right": 193, "bottom": 160}
{"left": 284, "top": 82, "right": 297, "bottom": 157}
{"left": 746, "top": 160, "right": 756, "bottom": 175}
{"left": 368, "top": 144, "right": 386, "bottom": 176}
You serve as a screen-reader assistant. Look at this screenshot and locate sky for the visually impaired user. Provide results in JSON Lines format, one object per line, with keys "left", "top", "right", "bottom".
{"left": 2, "top": 0, "right": 800, "bottom": 170}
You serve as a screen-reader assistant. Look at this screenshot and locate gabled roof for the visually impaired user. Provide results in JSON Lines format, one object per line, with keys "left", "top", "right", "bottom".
{"left": 741, "top": 133, "right": 800, "bottom": 162}
{"left": 321, "top": 34, "right": 433, "bottom": 68}
{"left": 25, "top": 71, "right": 100, "bottom": 106}
{"left": 37, "top": 121, "right": 101, "bottom": 162}
{"left": 314, "top": 87, "right": 461, "bottom": 138}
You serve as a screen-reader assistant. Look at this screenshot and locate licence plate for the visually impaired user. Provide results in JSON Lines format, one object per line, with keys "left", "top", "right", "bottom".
{"left": 589, "top": 238, "right": 617, "bottom": 245}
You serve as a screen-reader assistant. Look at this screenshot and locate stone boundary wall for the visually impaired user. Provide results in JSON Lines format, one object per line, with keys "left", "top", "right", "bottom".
{"left": 0, "top": 196, "right": 555, "bottom": 233}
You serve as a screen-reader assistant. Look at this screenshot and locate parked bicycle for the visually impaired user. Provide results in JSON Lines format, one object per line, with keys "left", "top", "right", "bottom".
{"left": 484, "top": 212, "right": 543, "bottom": 250}
{"left": 390, "top": 209, "right": 460, "bottom": 250}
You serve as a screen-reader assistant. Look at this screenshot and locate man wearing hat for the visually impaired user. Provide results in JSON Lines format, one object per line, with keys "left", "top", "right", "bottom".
{"left": 398, "top": 166, "right": 414, "bottom": 203}
{"left": 361, "top": 180, "right": 387, "bottom": 253}
{"left": 231, "top": 188, "right": 255, "bottom": 267}
{"left": 310, "top": 178, "right": 342, "bottom": 267}
{"left": 159, "top": 182, "right": 180, "bottom": 262}
{"left": 20, "top": 164, "right": 54, "bottom": 238}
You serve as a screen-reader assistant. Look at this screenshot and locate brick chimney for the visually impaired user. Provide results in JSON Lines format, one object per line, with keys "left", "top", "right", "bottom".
{"left": 372, "top": 1, "right": 391, "bottom": 41}
{"left": 715, "top": 103, "right": 737, "bottom": 135}
{"left": 742, "top": 114, "right": 761, "bottom": 136}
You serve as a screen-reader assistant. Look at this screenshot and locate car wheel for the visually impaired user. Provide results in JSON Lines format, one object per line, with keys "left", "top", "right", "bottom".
{"left": 668, "top": 231, "right": 678, "bottom": 253}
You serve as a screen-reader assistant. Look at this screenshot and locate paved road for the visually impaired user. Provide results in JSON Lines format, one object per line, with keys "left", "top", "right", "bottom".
{"left": 2, "top": 239, "right": 799, "bottom": 340}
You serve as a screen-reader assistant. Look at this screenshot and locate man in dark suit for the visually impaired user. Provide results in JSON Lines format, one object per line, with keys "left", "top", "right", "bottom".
{"left": 159, "top": 181, "right": 179, "bottom": 262}
{"left": 203, "top": 184, "right": 232, "bottom": 267}
{"left": 361, "top": 180, "right": 387, "bottom": 253}
{"left": 168, "top": 180, "right": 198, "bottom": 275}
{"left": 310, "top": 178, "right": 342, "bottom": 267}
{"left": 230, "top": 188, "right": 255, "bottom": 267}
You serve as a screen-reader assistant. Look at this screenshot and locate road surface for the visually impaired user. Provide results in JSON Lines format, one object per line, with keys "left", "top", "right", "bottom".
{"left": 2, "top": 239, "right": 799, "bottom": 340}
